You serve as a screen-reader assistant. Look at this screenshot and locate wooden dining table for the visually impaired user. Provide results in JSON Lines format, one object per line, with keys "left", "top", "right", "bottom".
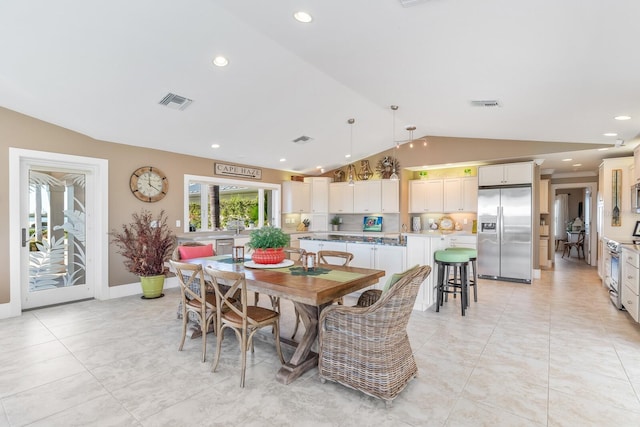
{"left": 184, "top": 255, "right": 385, "bottom": 384}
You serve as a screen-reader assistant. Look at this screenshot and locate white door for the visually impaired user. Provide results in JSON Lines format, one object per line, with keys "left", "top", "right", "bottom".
{"left": 11, "top": 149, "right": 109, "bottom": 311}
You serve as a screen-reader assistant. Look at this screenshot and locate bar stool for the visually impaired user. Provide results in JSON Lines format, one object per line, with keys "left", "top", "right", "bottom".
{"left": 445, "top": 247, "right": 478, "bottom": 304}
{"left": 434, "top": 250, "right": 469, "bottom": 316}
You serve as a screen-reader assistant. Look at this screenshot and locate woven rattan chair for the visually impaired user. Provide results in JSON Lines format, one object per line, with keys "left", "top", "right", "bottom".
{"left": 318, "top": 265, "right": 431, "bottom": 406}
{"left": 170, "top": 260, "right": 217, "bottom": 362}
{"left": 205, "top": 266, "right": 285, "bottom": 387}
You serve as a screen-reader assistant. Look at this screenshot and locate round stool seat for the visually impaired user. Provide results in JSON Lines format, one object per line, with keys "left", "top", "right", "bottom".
{"left": 434, "top": 250, "right": 470, "bottom": 264}
{"left": 445, "top": 247, "right": 477, "bottom": 259}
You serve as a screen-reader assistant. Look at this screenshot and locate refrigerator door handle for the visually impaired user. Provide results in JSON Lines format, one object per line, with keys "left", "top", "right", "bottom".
{"left": 498, "top": 206, "right": 503, "bottom": 246}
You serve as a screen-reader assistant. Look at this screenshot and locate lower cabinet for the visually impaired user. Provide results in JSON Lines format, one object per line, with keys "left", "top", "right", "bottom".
{"left": 406, "top": 235, "right": 448, "bottom": 310}
{"left": 346, "top": 243, "right": 405, "bottom": 290}
{"left": 299, "top": 240, "right": 347, "bottom": 254}
{"left": 621, "top": 248, "right": 640, "bottom": 322}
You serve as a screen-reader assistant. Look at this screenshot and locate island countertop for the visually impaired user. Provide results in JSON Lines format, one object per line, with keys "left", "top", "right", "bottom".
{"left": 298, "top": 233, "right": 406, "bottom": 247}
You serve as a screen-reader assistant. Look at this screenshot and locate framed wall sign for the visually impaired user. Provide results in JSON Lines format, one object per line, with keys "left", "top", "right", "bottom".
{"left": 612, "top": 169, "right": 621, "bottom": 227}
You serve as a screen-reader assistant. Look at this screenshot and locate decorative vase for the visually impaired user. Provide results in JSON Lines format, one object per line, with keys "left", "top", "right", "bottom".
{"left": 140, "top": 274, "right": 165, "bottom": 299}
{"left": 412, "top": 217, "right": 421, "bottom": 232}
{"left": 251, "top": 248, "right": 286, "bottom": 264}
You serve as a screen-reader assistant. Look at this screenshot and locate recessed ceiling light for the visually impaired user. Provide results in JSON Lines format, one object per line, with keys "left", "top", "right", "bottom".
{"left": 603, "top": 132, "right": 618, "bottom": 137}
{"left": 279, "top": 158, "right": 286, "bottom": 162}
{"left": 316, "top": 166, "right": 322, "bottom": 169}
{"left": 615, "top": 115, "right": 631, "bottom": 121}
{"left": 345, "top": 154, "right": 351, "bottom": 158}
{"left": 562, "top": 158, "right": 572, "bottom": 162}
{"left": 211, "top": 144, "right": 220, "bottom": 149}
{"left": 598, "top": 148, "right": 609, "bottom": 151}
{"left": 212, "top": 56, "right": 229, "bottom": 67}
{"left": 573, "top": 163, "right": 582, "bottom": 167}
{"left": 293, "top": 11, "right": 313, "bottom": 23}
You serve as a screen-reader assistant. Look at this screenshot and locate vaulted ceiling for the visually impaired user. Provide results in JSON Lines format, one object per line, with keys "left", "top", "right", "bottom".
{"left": 1, "top": 0, "right": 639, "bottom": 175}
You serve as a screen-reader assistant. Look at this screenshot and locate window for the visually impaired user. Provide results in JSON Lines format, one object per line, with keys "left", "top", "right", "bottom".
{"left": 184, "top": 175, "right": 280, "bottom": 232}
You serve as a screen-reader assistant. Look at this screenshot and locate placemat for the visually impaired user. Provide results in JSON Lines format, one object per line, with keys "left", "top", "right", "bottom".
{"left": 270, "top": 266, "right": 365, "bottom": 282}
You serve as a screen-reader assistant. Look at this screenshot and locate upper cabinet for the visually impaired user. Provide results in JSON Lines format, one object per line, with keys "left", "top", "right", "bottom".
{"left": 353, "top": 180, "right": 382, "bottom": 213}
{"left": 539, "top": 179, "right": 549, "bottom": 214}
{"left": 381, "top": 180, "right": 400, "bottom": 213}
{"left": 282, "top": 181, "right": 310, "bottom": 213}
{"left": 634, "top": 146, "right": 640, "bottom": 183}
{"left": 304, "top": 177, "right": 330, "bottom": 213}
{"left": 478, "top": 163, "right": 532, "bottom": 186}
{"left": 329, "top": 182, "right": 354, "bottom": 214}
{"left": 443, "top": 177, "right": 477, "bottom": 213}
{"left": 409, "top": 180, "right": 444, "bottom": 213}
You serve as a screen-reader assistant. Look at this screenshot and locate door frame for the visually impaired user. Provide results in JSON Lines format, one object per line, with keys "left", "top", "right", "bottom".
{"left": 5, "top": 148, "right": 109, "bottom": 317}
{"left": 550, "top": 182, "right": 597, "bottom": 267}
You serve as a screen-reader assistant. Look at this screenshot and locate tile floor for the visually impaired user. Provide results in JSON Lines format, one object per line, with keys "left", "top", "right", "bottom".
{"left": 1, "top": 255, "right": 640, "bottom": 426}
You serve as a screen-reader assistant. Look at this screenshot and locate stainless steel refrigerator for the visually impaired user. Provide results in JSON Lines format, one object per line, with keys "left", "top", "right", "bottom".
{"left": 477, "top": 185, "right": 532, "bottom": 283}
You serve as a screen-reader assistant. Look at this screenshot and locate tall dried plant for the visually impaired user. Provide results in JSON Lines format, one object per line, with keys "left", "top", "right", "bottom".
{"left": 110, "top": 209, "right": 175, "bottom": 277}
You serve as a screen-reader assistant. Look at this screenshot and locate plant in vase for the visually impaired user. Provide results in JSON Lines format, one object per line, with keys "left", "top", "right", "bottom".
{"left": 330, "top": 215, "right": 341, "bottom": 231}
{"left": 247, "top": 226, "right": 290, "bottom": 264}
{"left": 110, "top": 209, "right": 175, "bottom": 298}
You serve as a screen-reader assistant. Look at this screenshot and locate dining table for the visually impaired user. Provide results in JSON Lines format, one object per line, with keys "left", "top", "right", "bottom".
{"left": 184, "top": 255, "right": 385, "bottom": 384}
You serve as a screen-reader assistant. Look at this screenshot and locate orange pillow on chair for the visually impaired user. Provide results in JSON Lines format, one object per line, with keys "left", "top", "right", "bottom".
{"left": 178, "top": 244, "right": 215, "bottom": 260}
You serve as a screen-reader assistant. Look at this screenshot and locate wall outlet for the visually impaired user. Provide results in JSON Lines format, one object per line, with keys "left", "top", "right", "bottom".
{"left": 463, "top": 218, "right": 467, "bottom": 225}
{"left": 175, "top": 219, "right": 181, "bottom": 227}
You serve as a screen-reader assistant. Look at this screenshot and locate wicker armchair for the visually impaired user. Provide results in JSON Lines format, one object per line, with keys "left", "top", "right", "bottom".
{"left": 318, "top": 265, "right": 431, "bottom": 406}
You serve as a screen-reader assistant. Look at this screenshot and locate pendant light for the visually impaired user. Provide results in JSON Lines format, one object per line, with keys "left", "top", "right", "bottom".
{"left": 347, "top": 118, "right": 355, "bottom": 186}
{"left": 389, "top": 105, "right": 399, "bottom": 181}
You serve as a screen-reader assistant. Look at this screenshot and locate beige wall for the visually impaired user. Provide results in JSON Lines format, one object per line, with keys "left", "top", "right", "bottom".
{"left": 0, "top": 108, "right": 291, "bottom": 303}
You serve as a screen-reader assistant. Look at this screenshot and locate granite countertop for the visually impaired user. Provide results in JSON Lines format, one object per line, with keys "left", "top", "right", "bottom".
{"left": 298, "top": 234, "right": 406, "bottom": 247}
{"left": 402, "top": 231, "right": 477, "bottom": 238}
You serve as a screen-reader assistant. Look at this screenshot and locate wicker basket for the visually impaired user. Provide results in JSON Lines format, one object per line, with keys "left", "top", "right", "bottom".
{"left": 251, "top": 248, "right": 286, "bottom": 264}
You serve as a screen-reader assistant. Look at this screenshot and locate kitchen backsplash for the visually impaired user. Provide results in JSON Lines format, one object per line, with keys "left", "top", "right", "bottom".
{"left": 411, "top": 213, "right": 477, "bottom": 233}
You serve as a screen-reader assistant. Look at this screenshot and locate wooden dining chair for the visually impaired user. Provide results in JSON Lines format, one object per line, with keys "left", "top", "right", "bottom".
{"left": 170, "top": 260, "right": 217, "bottom": 362}
{"left": 562, "top": 230, "right": 585, "bottom": 259}
{"left": 204, "top": 266, "right": 285, "bottom": 387}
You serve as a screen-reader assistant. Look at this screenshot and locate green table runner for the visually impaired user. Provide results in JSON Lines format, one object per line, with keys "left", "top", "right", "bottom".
{"left": 270, "top": 266, "right": 365, "bottom": 282}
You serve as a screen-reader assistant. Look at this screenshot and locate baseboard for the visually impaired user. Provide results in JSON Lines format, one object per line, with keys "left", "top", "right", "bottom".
{"left": 108, "top": 277, "right": 179, "bottom": 299}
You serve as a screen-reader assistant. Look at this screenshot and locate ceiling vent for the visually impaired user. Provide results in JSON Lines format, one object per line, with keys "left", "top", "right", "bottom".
{"left": 158, "top": 93, "right": 193, "bottom": 111}
{"left": 398, "top": 0, "right": 430, "bottom": 7}
{"left": 470, "top": 100, "right": 501, "bottom": 107}
{"left": 292, "top": 135, "right": 313, "bottom": 144}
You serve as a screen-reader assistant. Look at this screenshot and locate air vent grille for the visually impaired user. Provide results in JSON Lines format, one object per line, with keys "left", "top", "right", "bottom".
{"left": 398, "top": 0, "right": 430, "bottom": 7}
{"left": 159, "top": 93, "right": 193, "bottom": 111}
{"left": 292, "top": 135, "right": 313, "bottom": 144}
{"left": 470, "top": 100, "right": 501, "bottom": 107}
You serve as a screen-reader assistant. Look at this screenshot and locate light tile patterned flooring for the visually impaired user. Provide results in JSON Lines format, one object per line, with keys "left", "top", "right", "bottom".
{"left": 2, "top": 255, "right": 640, "bottom": 426}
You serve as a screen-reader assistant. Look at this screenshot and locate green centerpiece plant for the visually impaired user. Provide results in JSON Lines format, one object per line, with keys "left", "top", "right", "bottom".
{"left": 110, "top": 209, "right": 175, "bottom": 298}
{"left": 247, "top": 226, "right": 290, "bottom": 264}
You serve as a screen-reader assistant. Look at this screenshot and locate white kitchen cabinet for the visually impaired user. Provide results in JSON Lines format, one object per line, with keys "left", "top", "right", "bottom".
{"left": 329, "top": 182, "right": 354, "bottom": 214}
{"left": 405, "top": 235, "right": 448, "bottom": 310}
{"left": 353, "top": 180, "right": 382, "bottom": 213}
{"left": 282, "top": 181, "right": 310, "bottom": 213}
{"left": 635, "top": 145, "right": 640, "bottom": 183}
{"left": 539, "top": 179, "right": 549, "bottom": 214}
{"left": 622, "top": 247, "right": 640, "bottom": 322}
{"left": 443, "top": 177, "right": 477, "bottom": 213}
{"left": 409, "top": 180, "right": 443, "bottom": 213}
{"left": 299, "top": 240, "right": 347, "bottom": 255}
{"left": 539, "top": 237, "right": 549, "bottom": 268}
{"left": 304, "top": 177, "right": 330, "bottom": 213}
{"left": 381, "top": 180, "right": 400, "bottom": 213}
{"left": 478, "top": 163, "right": 533, "bottom": 186}
{"left": 346, "top": 243, "right": 405, "bottom": 291}
{"left": 447, "top": 234, "right": 477, "bottom": 249}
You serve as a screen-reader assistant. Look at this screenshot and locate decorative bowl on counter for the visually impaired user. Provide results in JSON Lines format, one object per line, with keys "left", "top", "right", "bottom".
{"left": 438, "top": 216, "right": 454, "bottom": 231}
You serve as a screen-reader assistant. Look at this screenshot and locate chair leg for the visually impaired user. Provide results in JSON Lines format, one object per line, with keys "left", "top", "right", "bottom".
{"left": 273, "top": 320, "right": 285, "bottom": 364}
{"left": 240, "top": 331, "right": 247, "bottom": 388}
{"left": 201, "top": 314, "right": 207, "bottom": 363}
{"left": 178, "top": 307, "right": 188, "bottom": 351}
{"left": 212, "top": 325, "right": 224, "bottom": 373}
{"left": 461, "top": 265, "right": 467, "bottom": 316}
{"left": 471, "top": 259, "right": 478, "bottom": 302}
{"left": 436, "top": 264, "right": 443, "bottom": 312}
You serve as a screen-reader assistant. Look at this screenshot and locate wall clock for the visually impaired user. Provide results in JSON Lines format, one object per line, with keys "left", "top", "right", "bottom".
{"left": 130, "top": 166, "right": 168, "bottom": 202}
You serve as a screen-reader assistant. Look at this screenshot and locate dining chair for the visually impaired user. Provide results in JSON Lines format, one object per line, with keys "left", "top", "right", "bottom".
{"left": 204, "top": 266, "right": 285, "bottom": 387}
{"left": 291, "top": 250, "right": 353, "bottom": 339}
{"left": 170, "top": 260, "right": 217, "bottom": 362}
{"left": 562, "top": 230, "right": 585, "bottom": 259}
{"left": 318, "top": 265, "right": 432, "bottom": 406}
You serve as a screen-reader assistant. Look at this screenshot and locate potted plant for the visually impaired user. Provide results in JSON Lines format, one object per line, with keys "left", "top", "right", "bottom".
{"left": 330, "top": 216, "right": 341, "bottom": 231}
{"left": 110, "top": 209, "right": 175, "bottom": 298}
{"left": 247, "top": 226, "right": 290, "bottom": 264}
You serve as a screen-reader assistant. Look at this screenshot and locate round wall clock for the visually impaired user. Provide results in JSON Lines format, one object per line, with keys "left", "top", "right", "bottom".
{"left": 130, "top": 166, "right": 168, "bottom": 202}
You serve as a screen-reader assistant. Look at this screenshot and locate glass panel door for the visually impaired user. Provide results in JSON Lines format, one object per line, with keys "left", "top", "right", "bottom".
{"left": 23, "top": 167, "right": 91, "bottom": 308}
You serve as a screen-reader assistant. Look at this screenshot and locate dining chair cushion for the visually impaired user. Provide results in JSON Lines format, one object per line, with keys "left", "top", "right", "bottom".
{"left": 222, "top": 306, "right": 279, "bottom": 324}
{"left": 179, "top": 243, "right": 215, "bottom": 260}
{"left": 186, "top": 293, "right": 217, "bottom": 308}
{"left": 382, "top": 264, "right": 420, "bottom": 294}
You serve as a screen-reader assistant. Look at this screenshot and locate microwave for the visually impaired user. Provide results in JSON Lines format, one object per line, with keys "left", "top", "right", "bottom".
{"left": 632, "top": 183, "right": 640, "bottom": 213}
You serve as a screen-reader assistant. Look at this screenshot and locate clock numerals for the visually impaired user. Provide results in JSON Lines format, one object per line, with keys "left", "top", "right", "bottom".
{"left": 130, "top": 166, "right": 168, "bottom": 202}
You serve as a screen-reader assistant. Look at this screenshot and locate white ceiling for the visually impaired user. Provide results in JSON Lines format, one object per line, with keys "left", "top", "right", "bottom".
{"left": 1, "top": 0, "right": 639, "bottom": 175}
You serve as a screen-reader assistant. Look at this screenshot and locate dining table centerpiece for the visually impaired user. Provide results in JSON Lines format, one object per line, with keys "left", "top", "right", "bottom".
{"left": 110, "top": 209, "right": 175, "bottom": 298}
{"left": 247, "top": 226, "right": 290, "bottom": 264}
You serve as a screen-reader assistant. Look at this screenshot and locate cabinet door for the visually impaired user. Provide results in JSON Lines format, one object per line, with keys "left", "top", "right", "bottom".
{"left": 635, "top": 146, "right": 640, "bottom": 184}
{"left": 374, "top": 245, "right": 406, "bottom": 290}
{"left": 329, "top": 183, "right": 354, "bottom": 213}
{"left": 424, "top": 180, "right": 444, "bottom": 212}
{"left": 409, "top": 180, "right": 428, "bottom": 213}
{"left": 308, "top": 177, "right": 329, "bottom": 213}
{"left": 347, "top": 244, "right": 374, "bottom": 269}
{"left": 539, "top": 179, "right": 549, "bottom": 214}
{"left": 478, "top": 165, "right": 505, "bottom": 186}
{"left": 282, "top": 181, "right": 310, "bottom": 213}
{"left": 462, "top": 177, "right": 478, "bottom": 212}
{"left": 622, "top": 283, "right": 640, "bottom": 322}
{"left": 504, "top": 163, "right": 532, "bottom": 185}
{"left": 443, "top": 179, "right": 462, "bottom": 212}
{"left": 300, "top": 240, "right": 347, "bottom": 254}
{"left": 381, "top": 180, "right": 399, "bottom": 213}
{"left": 353, "top": 181, "right": 381, "bottom": 213}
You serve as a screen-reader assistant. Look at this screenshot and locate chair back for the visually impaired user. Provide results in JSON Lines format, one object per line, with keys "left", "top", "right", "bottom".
{"left": 318, "top": 250, "right": 354, "bottom": 266}
{"left": 205, "top": 267, "right": 259, "bottom": 327}
{"left": 170, "top": 260, "right": 210, "bottom": 308}
{"left": 283, "top": 247, "right": 306, "bottom": 261}
{"left": 577, "top": 230, "right": 585, "bottom": 244}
